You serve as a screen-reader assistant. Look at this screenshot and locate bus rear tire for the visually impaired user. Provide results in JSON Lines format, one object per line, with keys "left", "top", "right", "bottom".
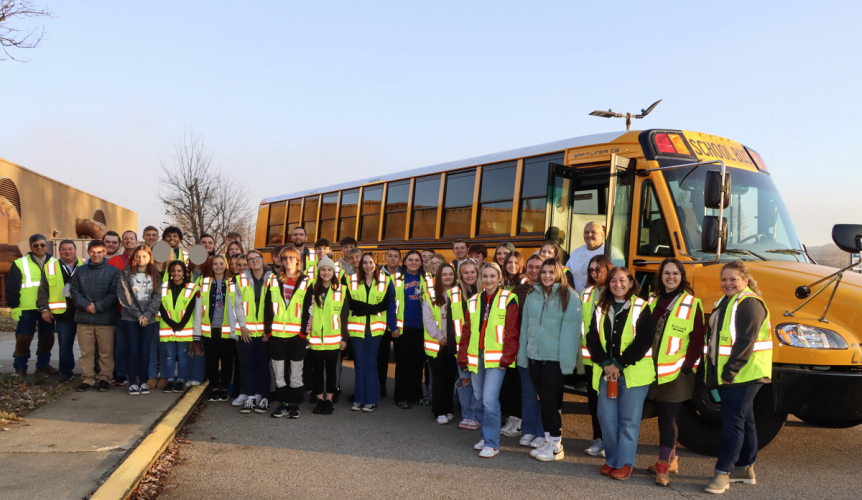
{"left": 676, "top": 383, "right": 788, "bottom": 457}
{"left": 796, "top": 416, "right": 862, "bottom": 429}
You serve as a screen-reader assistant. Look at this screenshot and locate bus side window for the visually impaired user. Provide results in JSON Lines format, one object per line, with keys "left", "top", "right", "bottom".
{"left": 637, "top": 180, "right": 673, "bottom": 257}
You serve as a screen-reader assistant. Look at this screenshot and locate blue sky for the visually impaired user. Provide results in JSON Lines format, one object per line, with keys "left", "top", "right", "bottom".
{"left": 1, "top": 0, "right": 859, "bottom": 246}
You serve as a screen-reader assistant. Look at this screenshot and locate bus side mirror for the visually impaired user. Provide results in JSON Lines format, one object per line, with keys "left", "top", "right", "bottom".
{"left": 704, "top": 171, "right": 730, "bottom": 209}
{"left": 702, "top": 216, "right": 727, "bottom": 253}
{"left": 832, "top": 224, "right": 862, "bottom": 253}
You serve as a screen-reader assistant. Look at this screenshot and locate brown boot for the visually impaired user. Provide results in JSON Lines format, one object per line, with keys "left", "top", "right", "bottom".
{"left": 648, "top": 455, "right": 680, "bottom": 474}
{"left": 654, "top": 460, "right": 670, "bottom": 486}
{"left": 155, "top": 378, "right": 169, "bottom": 389}
{"left": 146, "top": 378, "right": 158, "bottom": 388}
{"left": 35, "top": 365, "right": 59, "bottom": 375}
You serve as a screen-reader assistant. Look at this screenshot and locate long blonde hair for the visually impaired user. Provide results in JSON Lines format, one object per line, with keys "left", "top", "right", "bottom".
{"left": 721, "top": 261, "right": 761, "bottom": 296}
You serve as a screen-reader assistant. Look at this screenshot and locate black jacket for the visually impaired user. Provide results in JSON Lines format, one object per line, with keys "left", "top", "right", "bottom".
{"left": 586, "top": 300, "right": 656, "bottom": 370}
{"left": 706, "top": 294, "right": 770, "bottom": 387}
{"left": 69, "top": 259, "right": 120, "bottom": 325}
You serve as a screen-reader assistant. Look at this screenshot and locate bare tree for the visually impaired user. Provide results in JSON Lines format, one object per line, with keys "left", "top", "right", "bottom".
{"left": 0, "top": 1, "right": 52, "bottom": 62}
{"left": 157, "top": 128, "right": 255, "bottom": 252}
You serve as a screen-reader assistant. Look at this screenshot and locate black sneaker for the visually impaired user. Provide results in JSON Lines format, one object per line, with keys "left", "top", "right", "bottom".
{"left": 139, "top": 383, "right": 151, "bottom": 395}
{"left": 218, "top": 390, "right": 230, "bottom": 402}
{"left": 255, "top": 398, "right": 269, "bottom": 414}
{"left": 322, "top": 399, "right": 334, "bottom": 415}
{"left": 380, "top": 387, "right": 387, "bottom": 398}
{"left": 312, "top": 399, "right": 325, "bottom": 414}
{"left": 271, "top": 404, "right": 289, "bottom": 418}
{"left": 163, "top": 382, "right": 175, "bottom": 393}
{"left": 173, "top": 382, "right": 186, "bottom": 393}
{"left": 288, "top": 406, "right": 300, "bottom": 419}
{"left": 76, "top": 382, "right": 91, "bottom": 392}
{"left": 362, "top": 404, "right": 378, "bottom": 412}
{"left": 207, "top": 391, "right": 220, "bottom": 402}
{"left": 98, "top": 380, "right": 110, "bottom": 392}
{"left": 58, "top": 373, "right": 73, "bottom": 383}
{"left": 309, "top": 393, "right": 318, "bottom": 404}
{"left": 240, "top": 398, "right": 256, "bottom": 414}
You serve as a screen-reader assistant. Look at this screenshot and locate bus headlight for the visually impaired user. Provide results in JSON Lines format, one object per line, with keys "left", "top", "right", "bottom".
{"left": 776, "top": 323, "right": 848, "bottom": 349}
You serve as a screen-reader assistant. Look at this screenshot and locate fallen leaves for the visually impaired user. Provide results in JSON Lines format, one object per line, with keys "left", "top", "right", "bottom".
{"left": 0, "top": 373, "right": 78, "bottom": 425}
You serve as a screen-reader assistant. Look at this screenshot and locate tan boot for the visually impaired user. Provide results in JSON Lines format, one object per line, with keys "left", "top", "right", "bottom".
{"left": 648, "top": 455, "right": 679, "bottom": 474}
{"left": 146, "top": 378, "right": 158, "bottom": 388}
{"left": 654, "top": 460, "right": 670, "bottom": 486}
{"left": 155, "top": 378, "right": 169, "bottom": 389}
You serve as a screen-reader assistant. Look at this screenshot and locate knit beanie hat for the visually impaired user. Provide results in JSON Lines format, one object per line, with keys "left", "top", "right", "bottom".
{"left": 317, "top": 256, "right": 337, "bottom": 274}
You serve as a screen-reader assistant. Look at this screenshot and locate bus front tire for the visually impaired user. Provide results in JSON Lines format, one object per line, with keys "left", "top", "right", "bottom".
{"left": 676, "top": 383, "right": 788, "bottom": 457}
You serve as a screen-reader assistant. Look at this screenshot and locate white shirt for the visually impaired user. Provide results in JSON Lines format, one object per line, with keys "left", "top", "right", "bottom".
{"left": 565, "top": 244, "right": 606, "bottom": 295}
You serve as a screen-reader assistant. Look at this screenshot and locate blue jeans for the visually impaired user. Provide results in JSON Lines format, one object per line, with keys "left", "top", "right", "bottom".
{"left": 148, "top": 329, "right": 160, "bottom": 379}
{"left": 159, "top": 341, "right": 190, "bottom": 382}
{"left": 55, "top": 320, "right": 78, "bottom": 376}
{"left": 351, "top": 332, "right": 382, "bottom": 405}
{"left": 188, "top": 345, "right": 206, "bottom": 383}
{"left": 123, "top": 320, "right": 156, "bottom": 386}
{"left": 597, "top": 374, "right": 650, "bottom": 469}
{"left": 113, "top": 316, "right": 127, "bottom": 381}
{"left": 470, "top": 351, "right": 507, "bottom": 450}
{"left": 519, "top": 366, "right": 544, "bottom": 437}
{"left": 13, "top": 309, "right": 54, "bottom": 371}
{"left": 456, "top": 365, "right": 476, "bottom": 422}
{"left": 716, "top": 383, "right": 763, "bottom": 474}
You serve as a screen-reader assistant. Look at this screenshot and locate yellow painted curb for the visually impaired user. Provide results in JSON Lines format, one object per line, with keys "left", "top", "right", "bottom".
{"left": 91, "top": 383, "right": 208, "bottom": 500}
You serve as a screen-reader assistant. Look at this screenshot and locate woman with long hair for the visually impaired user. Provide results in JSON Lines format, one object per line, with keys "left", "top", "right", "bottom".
{"left": 158, "top": 260, "right": 198, "bottom": 394}
{"left": 494, "top": 242, "right": 516, "bottom": 269}
{"left": 457, "top": 262, "right": 520, "bottom": 458}
{"left": 422, "top": 263, "right": 459, "bottom": 424}
{"left": 231, "top": 249, "right": 274, "bottom": 414}
{"left": 503, "top": 251, "right": 527, "bottom": 290}
{"left": 538, "top": 240, "right": 574, "bottom": 286}
{"left": 118, "top": 245, "right": 162, "bottom": 395}
{"left": 646, "top": 258, "right": 705, "bottom": 486}
{"left": 300, "top": 257, "right": 349, "bottom": 415}
{"left": 519, "top": 258, "right": 581, "bottom": 461}
{"left": 197, "top": 254, "right": 234, "bottom": 403}
{"left": 582, "top": 254, "right": 615, "bottom": 458}
{"left": 704, "top": 261, "right": 772, "bottom": 494}
{"left": 226, "top": 240, "right": 244, "bottom": 259}
{"left": 386, "top": 249, "right": 431, "bottom": 409}
{"left": 345, "top": 252, "right": 392, "bottom": 412}
{"left": 585, "top": 266, "right": 657, "bottom": 480}
{"left": 457, "top": 258, "right": 480, "bottom": 298}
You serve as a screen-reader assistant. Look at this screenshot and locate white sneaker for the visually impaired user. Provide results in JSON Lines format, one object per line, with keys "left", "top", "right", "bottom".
{"left": 501, "top": 417, "right": 522, "bottom": 437}
{"left": 446, "top": 413, "right": 454, "bottom": 421}
{"left": 535, "top": 442, "right": 565, "bottom": 462}
{"left": 584, "top": 438, "right": 605, "bottom": 457}
{"left": 479, "top": 446, "right": 499, "bottom": 458}
{"left": 501, "top": 417, "right": 514, "bottom": 434}
{"left": 188, "top": 380, "right": 201, "bottom": 386}
{"left": 232, "top": 394, "right": 249, "bottom": 407}
{"left": 530, "top": 441, "right": 550, "bottom": 458}
{"left": 436, "top": 415, "right": 449, "bottom": 424}
{"left": 473, "top": 439, "right": 485, "bottom": 450}
{"left": 519, "top": 434, "right": 536, "bottom": 446}
{"left": 351, "top": 402, "right": 362, "bottom": 411}
{"left": 530, "top": 436, "right": 545, "bottom": 448}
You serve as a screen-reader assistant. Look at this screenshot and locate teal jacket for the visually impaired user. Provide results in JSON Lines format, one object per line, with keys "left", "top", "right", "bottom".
{"left": 517, "top": 283, "right": 582, "bottom": 375}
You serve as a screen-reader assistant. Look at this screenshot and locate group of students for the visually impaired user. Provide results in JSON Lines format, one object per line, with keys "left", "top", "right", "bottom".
{"left": 7, "top": 222, "right": 772, "bottom": 495}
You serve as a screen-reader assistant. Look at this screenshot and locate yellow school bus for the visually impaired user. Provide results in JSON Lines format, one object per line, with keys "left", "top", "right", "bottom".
{"left": 255, "top": 129, "right": 862, "bottom": 454}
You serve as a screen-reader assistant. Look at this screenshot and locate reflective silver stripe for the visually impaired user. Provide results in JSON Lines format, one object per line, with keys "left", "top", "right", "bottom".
{"left": 20, "top": 259, "right": 38, "bottom": 289}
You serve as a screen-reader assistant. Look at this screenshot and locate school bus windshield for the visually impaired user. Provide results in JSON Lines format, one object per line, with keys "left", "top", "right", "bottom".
{"left": 662, "top": 165, "right": 810, "bottom": 263}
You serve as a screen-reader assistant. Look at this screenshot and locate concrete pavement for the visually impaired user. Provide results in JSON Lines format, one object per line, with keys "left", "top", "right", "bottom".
{"left": 163, "top": 361, "right": 862, "bottom": 499}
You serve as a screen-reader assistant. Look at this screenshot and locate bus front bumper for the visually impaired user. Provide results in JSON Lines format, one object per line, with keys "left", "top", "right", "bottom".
{"left": 773, "top": 364, "right": 862, "bottom": 419}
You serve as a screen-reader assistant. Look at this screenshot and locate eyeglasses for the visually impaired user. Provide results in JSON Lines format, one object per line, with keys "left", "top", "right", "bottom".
{"left": 283, "top": 256, "right": 298, "bottom": 261}
{"left": 662, "top": 271, "right": 681, "bottom": 277}
{"left": 31, "top": 243, "right": 47, "bottom": 248}
{"left": 588, "top": 267, "right": 602, "bottom": 274}
{"left": 247, "top": 257, "right": 263, "bottom": 263}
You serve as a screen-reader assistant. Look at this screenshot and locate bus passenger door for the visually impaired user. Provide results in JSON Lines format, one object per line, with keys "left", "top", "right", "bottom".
{"left": 630, "top": 173, "right": 675, "bottom": 299}
{"left": 546, "top": 163, "right": 612, "bottom": 261}
{"left": 605, "top": 154, "right": 635, "bottom": 268}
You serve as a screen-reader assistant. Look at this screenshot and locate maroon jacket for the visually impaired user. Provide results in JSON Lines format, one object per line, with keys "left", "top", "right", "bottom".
{"left": 458, "top": 290, "right": 520, "bottom": 369}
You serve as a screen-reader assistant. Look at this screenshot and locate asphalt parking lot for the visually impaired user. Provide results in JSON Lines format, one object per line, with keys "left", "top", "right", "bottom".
{"left": 160, "top": 361, "right": 862, "bottom": 499}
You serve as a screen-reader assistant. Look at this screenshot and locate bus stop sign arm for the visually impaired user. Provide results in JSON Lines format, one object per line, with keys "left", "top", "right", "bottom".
{"left": 589, "top": 99, "right": 662, "bottom": 131}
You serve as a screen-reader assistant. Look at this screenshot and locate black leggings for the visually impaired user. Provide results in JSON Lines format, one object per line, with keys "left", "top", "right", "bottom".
{"left": 656, "top": 401, "right": 683, "bottom": 449}
{"left": 311, "top": 349, "right": 339, "bottom": 396}
{"left": 584, "top": 365, "right": 602, "bottom": 440}
{"left": 393, "top": 327, "right": 424, "bottom": 402}
{"left": 428, "top": 344, "right": 456, "bottom": 417}
{"left": 202, "top": 330, "right": 234, "bottom": 390}
{"left": 500, "top": 366, "right": 522, "bottom": 418}
{"left": 529, "top": 359, "right": 566, "bottom": 438}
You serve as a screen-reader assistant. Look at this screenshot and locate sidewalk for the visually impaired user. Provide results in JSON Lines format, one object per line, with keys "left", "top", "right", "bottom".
{"left": 0, "top": 331, "right": 183, "bottom": 499}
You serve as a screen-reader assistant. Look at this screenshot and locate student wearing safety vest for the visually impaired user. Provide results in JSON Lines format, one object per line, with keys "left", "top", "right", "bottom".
{"left": 230, "top": 250, "right": 274, "bottom": 414}
{"left": 457, "top": 262, "right": 521, "bottom": 459}
{"left": 452, "top": 257, "right": 480, "bottom": 430}
{"left": 518, "top": 258, "right": 581, "bottom": 462}
{"left": 585, "top": 266, "right": 657, "bottom": 480}
{"left": 196, "top": 254, "right": 234, "bottom": 403}
{"left": 117, "top": 245, "right": 162, "bottom": 396}
{"left": 645, "top": 259, "right": 705, "bottom": 486}
{"left": 345, "top": 253, "right": 392, "bottom": 412}
{"left": 267, "top": 246, "right": 310, "bottom": 419}
{"left": 704, "top": 262, "right": 772, "bottom": 495}
{"left": 6, "top": 234, "right": 56, "bottom": 377}
{"left": 499, "top": 251, "right": 529, "bottom": 439}
{"left": 422, "top": 263, "right": 459, "bottom": 424}
{"left": 386, "top": 250, "right": 431, "bottom": 410}
{"left": 581, "top": 254, "right": 614, "bottom": 458}
{"left": 456, "top": 258, "right": 480, "bottom": 299}
{"left": 538, "top": 240, "right": 574, "bottom": 287}
{"left": 377, "top": 247, "right": 402, "bottom": 397}
{"left": 36, "top": 239, "right": 83, "bottom": 382}
{"left": 300, "top": 257, "right": 349, "bottom": 415}
{"left": 510, "top": 254, "right": 549, "bottom": 450}
{"left": 158, "top": 260, "right": 197, "bottom": 394}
